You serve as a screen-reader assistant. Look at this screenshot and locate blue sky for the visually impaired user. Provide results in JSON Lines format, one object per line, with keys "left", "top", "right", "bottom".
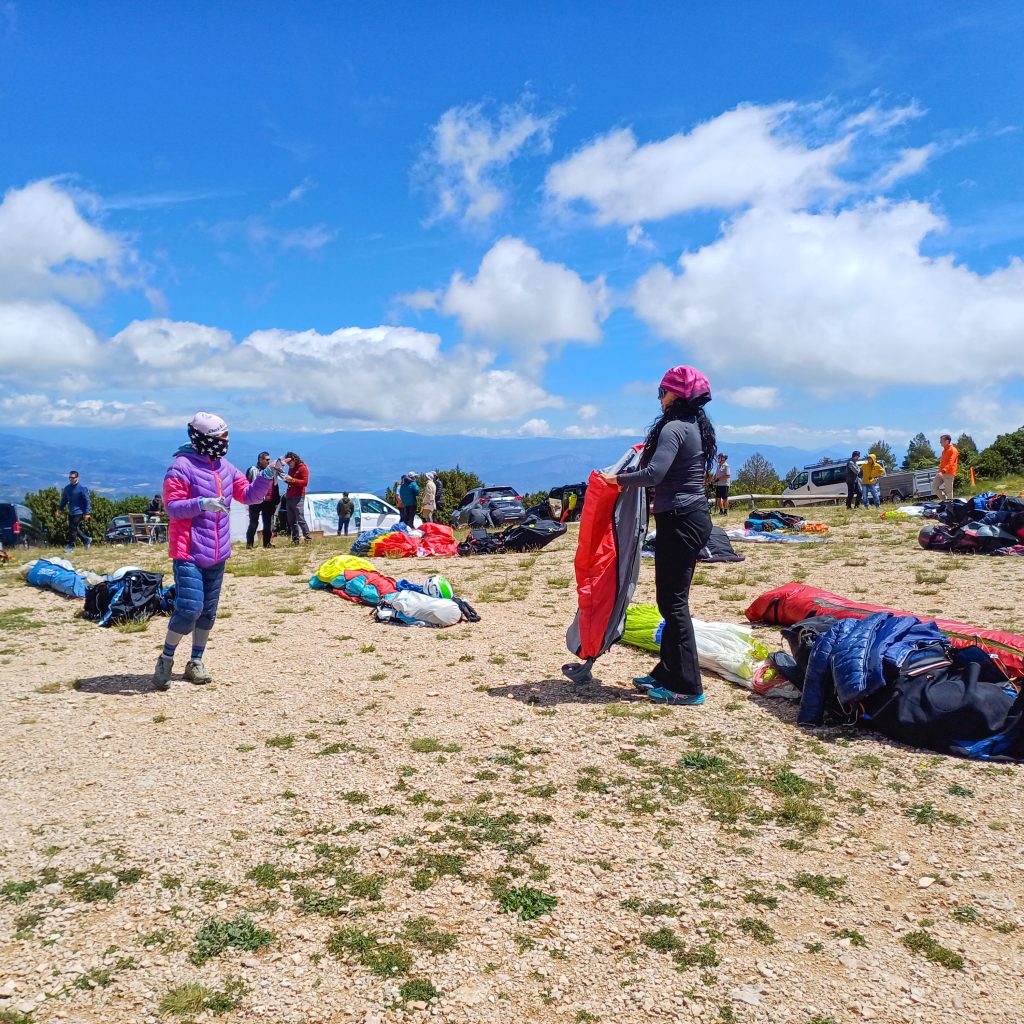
{"left": 2, "top": 1, "right": 1023, "bottom": 453}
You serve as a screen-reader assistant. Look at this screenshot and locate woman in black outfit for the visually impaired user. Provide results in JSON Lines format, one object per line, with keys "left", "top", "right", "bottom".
{"left": 600, "top": 365, "right": 716, "bottom": 705}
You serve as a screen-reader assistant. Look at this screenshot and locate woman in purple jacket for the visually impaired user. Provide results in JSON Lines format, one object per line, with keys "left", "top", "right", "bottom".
{"left": 153, "top": 413, "right": 275, "bottom": 690}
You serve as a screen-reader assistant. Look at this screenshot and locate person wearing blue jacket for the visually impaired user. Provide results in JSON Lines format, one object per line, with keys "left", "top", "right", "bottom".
{"left": 58, "top": 469, "right": 92, "bottom": 553}
{"left": 398, "top": 472, "right": 420, "bottom": 527}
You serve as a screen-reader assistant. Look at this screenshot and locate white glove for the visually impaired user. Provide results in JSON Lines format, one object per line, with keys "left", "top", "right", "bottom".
{"left": 199, "top": 497, "right": 229, "bottom": 514}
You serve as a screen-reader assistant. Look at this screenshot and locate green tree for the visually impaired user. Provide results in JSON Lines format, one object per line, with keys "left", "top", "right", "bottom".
{"left": 981, "top": 425, "right": 1024, "bottom": 475}
{"left": 782, "top": 465, "right": 800, "bottom": 486}
{"left": 953, "top": 433, "right": 979, "bottom": 484}
{"left": 902, "top": 432, "right": 938, "bottom": 470}
{"left": 972, "top": 448, "right": 1009, "bottom": 479}
{"left": 434, "top": 466, "right": 484, "bottom": 524}
{"left": 867, "top": 439, "right": 896, "bottom": 471}
{"left": 733, "top": 453, "right": 783, "bottom": 495}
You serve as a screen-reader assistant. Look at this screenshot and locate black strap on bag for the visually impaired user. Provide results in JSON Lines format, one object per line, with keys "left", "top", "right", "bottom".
{"left": 454, "top": 597, "right": 481, "bottom": 622}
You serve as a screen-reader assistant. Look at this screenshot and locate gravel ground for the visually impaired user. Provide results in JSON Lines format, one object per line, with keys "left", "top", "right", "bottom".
{"left": 1, "top": 506, "right": 1022, "bottom": 1024}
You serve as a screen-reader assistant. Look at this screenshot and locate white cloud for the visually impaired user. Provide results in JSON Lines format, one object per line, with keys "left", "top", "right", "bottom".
{"left": 394, "top": 288, "right": 441, "bottom": 312}
{"left": 517, "top": 418, "right": 552, "bottom": 437}
{"left": 272, "top": 177, "right": 316, "bottom": 207}
{"left": 717, "top": 422, "right": 914, "bottom": 447}
{"left": 112, "top": 318, "right": 233, "bottom": 370}
{"left": 721, "top": 386, "right": 780, "bottom": 410}
{"left": 418, "top": 98, "right": 559, "bottom": 225}
{"left": 0, "top": 178, "right": 124, "bottom": 303}
{"left": 0, "top": 393, "right": 175, "bottom": 427}
{"left": 545, "top": 103, "right": 850, "bottom": 224}
{"left": 0, "top": 300, "right": 100, "bottom": 381}
{"left": 633, "top": 200, "right": 1024, "bottom": 388}
{"left": 441, "top": 237, "right": 609, "bottom": 362}
{"left": 874, "top": 145, "right": 937, "bottom": 189}
{"left": 577, "top": 403, "right": 599, "bottom": 419}
{"left": 562, "top": 423, "right": 637, "bottom": 440}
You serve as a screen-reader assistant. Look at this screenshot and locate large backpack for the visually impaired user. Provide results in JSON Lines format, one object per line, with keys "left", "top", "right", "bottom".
{"left": 499, "top": 518, "right": 567, "bottom": 552}
{"left": 97, "top": 570, "right": 166, "bottom": 626}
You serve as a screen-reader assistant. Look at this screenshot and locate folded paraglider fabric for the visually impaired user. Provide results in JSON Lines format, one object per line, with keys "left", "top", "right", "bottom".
{"left": 745, "top": 582, "right": 1024, "bottom": 680}
{"left": 622, "top": 603, "right": 795, "bottom": 696}
{"left": 316, "top": 553, "right": 376, "bottom": 583}
{"left": 564, "top": 446, "right": 647, "bottom": 675}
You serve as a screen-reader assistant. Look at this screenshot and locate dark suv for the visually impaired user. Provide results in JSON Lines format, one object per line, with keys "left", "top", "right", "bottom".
{"left": 451, "top": 486, "right": 526, "bottom": 528}
{"left": 0, "top": 502, "right": 48, "bottom": 548}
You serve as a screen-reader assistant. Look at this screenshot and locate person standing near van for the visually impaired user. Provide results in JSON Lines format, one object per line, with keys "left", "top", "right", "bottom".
{"left": 860, "top": 453, "right": 885, "bottom": 507}
{"left": 336, "top": 492, "right": 354, "bottom": 535}
{"left": 934, "top": 434, "right": 959, "bottom": 501}
{"left": 282, "top": 452, "right": 312, "bottom": 544}
{"left": 712, "top": 453, "right": 731, "bottom": 516}
{"left": 245, "top": 451, "right": 279, "bottom": 548}
{"left": 420, "top": 473, "right": 437, "bottom": 523}
{"left": 600, "top": 365, "right": 716, "bottom": 706}
{"left": 58, "top": 470, "right": 92, "bottom": 552}
{"left": 399, "top": 472, "right": 420, "bottom": 527}
{"left": 845, "top": 450, "right": 863, "bottom": 510}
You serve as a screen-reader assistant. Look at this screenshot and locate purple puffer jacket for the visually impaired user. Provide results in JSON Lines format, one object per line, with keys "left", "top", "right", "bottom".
{"left": 163, "top": 447, "right": 271, "bottom": 567}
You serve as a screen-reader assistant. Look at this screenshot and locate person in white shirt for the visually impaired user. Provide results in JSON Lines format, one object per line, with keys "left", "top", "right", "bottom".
{"left": 712, "top": 453, "right": 731, "bottom": 516}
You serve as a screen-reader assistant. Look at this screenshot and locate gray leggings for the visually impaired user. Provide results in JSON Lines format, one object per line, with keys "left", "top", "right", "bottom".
{"left": 285, "top": 495, "right": 310, "bottom": 540}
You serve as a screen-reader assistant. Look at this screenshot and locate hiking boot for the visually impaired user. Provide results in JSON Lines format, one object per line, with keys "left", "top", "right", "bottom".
{"left": 84, "top": 537, "right": 93, "bottom": 548}
{"left": 184, "top": 659, "right": 213, "bottom": 685}
{"left": 646, "top": 687, "right": 705, "bottom": 706}
{"left": 153, "top": 655, "right": 173, "bottom": 691}
{"left": 632, "top": 675, "right": 658, "bottom": 692}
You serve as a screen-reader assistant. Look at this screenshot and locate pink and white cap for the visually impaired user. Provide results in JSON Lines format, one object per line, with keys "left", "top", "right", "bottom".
{"left": 660, "top": 365, "right": 712, "bottom": 403}
{"left": 189, "top": 412, "right": 229, "bottom": 435}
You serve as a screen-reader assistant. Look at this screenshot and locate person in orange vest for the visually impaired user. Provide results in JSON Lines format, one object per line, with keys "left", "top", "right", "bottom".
{"left": 934, "top": 434, "right": 959, "bottom": 501}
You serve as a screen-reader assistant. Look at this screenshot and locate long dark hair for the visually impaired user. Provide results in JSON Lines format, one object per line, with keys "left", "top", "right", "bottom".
{"left": 640, "top": 397, "right": 717, "bottom": 475}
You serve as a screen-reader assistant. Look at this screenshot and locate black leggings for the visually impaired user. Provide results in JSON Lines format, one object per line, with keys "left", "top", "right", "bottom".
{"left": 652, "top": 506, "right": 713, "bottom": 694}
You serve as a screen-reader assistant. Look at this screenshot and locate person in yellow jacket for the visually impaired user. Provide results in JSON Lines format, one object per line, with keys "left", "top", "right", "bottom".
{"left": 860, "top": 453, "right": 885, "bottom": 508}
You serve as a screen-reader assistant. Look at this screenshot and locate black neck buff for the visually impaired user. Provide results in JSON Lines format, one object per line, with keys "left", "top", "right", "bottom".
{"left": 188, "top": 424, "right": 230, "bottom": 459}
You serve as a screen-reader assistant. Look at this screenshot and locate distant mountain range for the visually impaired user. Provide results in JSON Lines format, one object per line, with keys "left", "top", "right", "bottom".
{"left": 1, "top": 428, "right": 839, "bottom": 500}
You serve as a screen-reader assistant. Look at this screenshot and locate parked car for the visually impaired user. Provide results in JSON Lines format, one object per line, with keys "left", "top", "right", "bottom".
{"left": 0, "top": 502, "right": 47, "bottom": 548}
{"left": 450, "top": 486, "right": 526, "bottom": 528}
{"left": 258, "top": 492, "right": 413, "bottom": 543}
{"left": 526, "top": 482, "right": 587, "bottom": 522}
{"left": 104, "top": 513, "right": 168, "bottom": 544}
{"left": 782, "top": 461, "right": 938, "bottom": 506}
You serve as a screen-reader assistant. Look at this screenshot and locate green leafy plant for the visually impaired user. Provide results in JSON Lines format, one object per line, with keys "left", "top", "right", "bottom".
{"left": 191, "top": 914, "right": 273, "bottom": 965}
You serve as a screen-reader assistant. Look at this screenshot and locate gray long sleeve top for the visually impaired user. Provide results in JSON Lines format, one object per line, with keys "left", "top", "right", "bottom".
{"left": 615, "top": 417, "right": 708, "bottom": 514}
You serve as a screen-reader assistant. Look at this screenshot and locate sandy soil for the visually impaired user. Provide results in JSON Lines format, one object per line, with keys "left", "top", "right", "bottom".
{"left": 1, "top": 506, "right": 1022, "bottom": 1024}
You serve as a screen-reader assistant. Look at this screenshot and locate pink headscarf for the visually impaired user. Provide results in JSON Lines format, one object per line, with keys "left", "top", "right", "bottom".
{"left": 660, "top": 365, "right": 712, "bottom": 404}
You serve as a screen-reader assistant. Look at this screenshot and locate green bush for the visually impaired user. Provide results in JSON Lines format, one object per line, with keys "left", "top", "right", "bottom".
{"left": 23, "top": 487, "right": 153, "bottom": 544}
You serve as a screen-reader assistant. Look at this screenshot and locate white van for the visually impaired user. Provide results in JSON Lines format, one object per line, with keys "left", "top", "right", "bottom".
{"left": 229, "top": 491, "right": 414, "bottom": 543}
{"left": 782, "top": 461, "right": 937, "bottom": 506}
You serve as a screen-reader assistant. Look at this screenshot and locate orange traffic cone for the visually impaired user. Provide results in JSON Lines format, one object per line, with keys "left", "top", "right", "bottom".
{"left": 969, "top": 467, "right": 976, "bottom": 487}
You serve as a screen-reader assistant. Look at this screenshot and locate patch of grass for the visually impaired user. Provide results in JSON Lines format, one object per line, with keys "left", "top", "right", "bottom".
{"left": 316, "top": 741, "right": 364, "bottom": 756}
{"left": 792, "top": 872, "right": 847, "bottom": 902}
{"left": 399, "top": 977, "right": 440, "bottom": 1003}
{"left": 835, "top": 927, "right": 868, "bottom": 947}
{"left": 742, "top": 891, "right": 779, "bottom": 910}
{"left": 248, "top": 635, "right": 272, "bottom": 643}
{"left": 951, "top": 905, "right": 981, "bottom": 924}
{"left": 327, "top": 927, "right": 413, "bottom": 977}
{"left": 410, "top": 737, "right": 462, "bottom": 754}
{"left": 74, "top": 957, "right": 135, "bottom": 989}
{"left": 947, "top": 783, "right": 974, "bottom": 798}
{"left": 191, "top": 914, "right": 274, "bottom": 964}
{"left": 402, "top": 916, "right": 458, "bottom": 954}
{"left": 775, "top": 796, "right": 825, "bottom": 833}
{"left": 492, "top": 883, "right": 557, "bottom": 921}
{"left": 768, "top": 767, "right": 817, "bottom": 798}
{"left": 142, "top": 928, "right": 181, "bottom": 950}
{"left": 246, "top": 862, "right": 297, "bottom": 889}
{"left": 0, "top": 879, "right": 38, "bottom": 904}
{"left": 360, "top": 643, "right": 376, "bottom": 654}
{"left": 158, "top": 979, "right": 246, "bottom": 1016}
{"left": 900, "top": 929, "right": 964, "bottom": 970}
{"left": 0, "top": 607, "right": 45, "bottom": 631}
{"left": 905, "top": 801, "right": 964, "bottom": 828}
{"left": 265, "top": 734, "right": 295, "bottom": 749}
{"left": 406, "top": 851, "right": 467, "bottom": 891}
{"left": 113, "top": 616, "right": 150, "bottom": 633}
{"left": 737, "top": 917, "right": 776, "bottom": 944}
